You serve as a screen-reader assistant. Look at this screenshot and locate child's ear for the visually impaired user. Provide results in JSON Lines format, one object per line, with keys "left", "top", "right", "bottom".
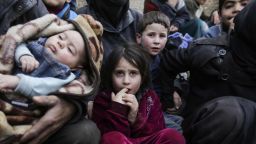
{"left": 136, "top": 33, "right": 142, "bottom": 44}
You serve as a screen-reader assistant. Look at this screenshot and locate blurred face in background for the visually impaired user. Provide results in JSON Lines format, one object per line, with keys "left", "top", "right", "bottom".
{"left": 220, "top": 0, "right": 249, "bottom": 30}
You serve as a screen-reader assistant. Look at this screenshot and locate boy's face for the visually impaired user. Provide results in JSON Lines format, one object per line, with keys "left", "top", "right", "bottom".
{"left": 43, "top": 0, "right": 71, "bottom": 8}
{"left": 220, "top": 0, "right": 249, "bottom": 30}
{"left": 136, "top": 23, "right": 168, "bottom": 56}
{"left": 45, "top": 30, "right": 85, "bottom": 69}
{"left": 112, "top": 57, "right": 142, "bottom": 95}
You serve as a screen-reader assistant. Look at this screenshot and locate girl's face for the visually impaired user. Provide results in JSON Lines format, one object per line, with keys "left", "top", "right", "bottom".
{"left": 136, "top": 23, "right": 168, "bottom": 56}
{"left": 112, "top": 57, "right": 142, "bottom": 95}
{"left": 220, "top": 0, "right": 249, "bottom": 30}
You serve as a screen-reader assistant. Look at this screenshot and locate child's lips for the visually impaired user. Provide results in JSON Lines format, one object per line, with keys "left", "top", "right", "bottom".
{"left": 49, "top": 45, "right": 57, "bottom": 53}
{"left": 127, "top": 88, "right": 131, "bottom": 93}
{"left": 122, "top": 88, "right": 131, "bottom": 93}
{"left": 151, "top": 47, "right": 161, "bottom": 52}
{"left": 151, "top": 47, "right": 160, "bottom": 51}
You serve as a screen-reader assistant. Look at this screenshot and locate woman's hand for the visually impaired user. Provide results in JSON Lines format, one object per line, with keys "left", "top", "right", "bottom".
{"left": 20, "top": 95, "right": 75, "bottom": 144}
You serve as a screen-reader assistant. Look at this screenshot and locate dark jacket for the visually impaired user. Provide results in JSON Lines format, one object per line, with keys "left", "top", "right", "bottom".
{"left": 77, "top": 5, "right": 142, "bottom": 62}
{"left": 0, "top": 0, "right": 48, "bottom": 35}
{"left": 159, "top": 34, "right": 256, "bottom": 118}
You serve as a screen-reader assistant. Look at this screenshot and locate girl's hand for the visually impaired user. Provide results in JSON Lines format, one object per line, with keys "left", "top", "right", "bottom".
{"left": 111, "top": 88, "right": 127, "bottom": 104}
{"left": 0, "top": 74, "right": 20, "bottom": 90}
{"left": 20, "top": 55, "right": 39, "bottom": 73}
{"left": 122, "top": 94, "right": 139, "bottom": 124}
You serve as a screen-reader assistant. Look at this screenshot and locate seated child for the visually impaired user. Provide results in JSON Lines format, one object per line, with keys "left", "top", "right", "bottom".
{"left": 204, "top": 0, "right": 250, "bottom": 38}
{"left": 136, "top": 11, "right": 185, "bottom": 132}
{"left": 43, "top": 0, "right": 78, "bottom": 19}
{"left": 93, "top": 43, "right": 185, "bottom": 144}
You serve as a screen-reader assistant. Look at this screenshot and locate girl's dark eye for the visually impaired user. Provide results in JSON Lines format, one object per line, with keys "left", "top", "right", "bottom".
{"left": 130, "top": 71, "right": 139, "bottom": 77}
{"left": 115, "top": 70, "right": 124, "bottom": 77}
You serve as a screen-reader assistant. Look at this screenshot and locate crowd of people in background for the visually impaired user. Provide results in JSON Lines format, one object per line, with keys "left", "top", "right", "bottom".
{"left": 0, "top": 0, "right": 256, "bottom": 144}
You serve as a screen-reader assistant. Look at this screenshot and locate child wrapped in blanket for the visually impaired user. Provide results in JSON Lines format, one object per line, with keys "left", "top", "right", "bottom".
{"left": 0, "top": 14, "right": 103, "bottom": 142}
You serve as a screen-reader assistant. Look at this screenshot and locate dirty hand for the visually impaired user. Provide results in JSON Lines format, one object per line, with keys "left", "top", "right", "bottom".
{"left": 20, "top": 96, "right": 75, "bottom": 144}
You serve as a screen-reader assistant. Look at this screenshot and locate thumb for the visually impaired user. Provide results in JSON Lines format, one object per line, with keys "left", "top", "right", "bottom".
{"left": 32, "top": 96, "right": 59, "bottom": 107}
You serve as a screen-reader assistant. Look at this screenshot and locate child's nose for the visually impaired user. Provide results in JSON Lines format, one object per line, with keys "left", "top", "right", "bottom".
{"left": 154, "top": 36, "right": 160, "bottom": 44}
{"left": 234, "top": 3, "right": 243, "bottom": 13}
{"left": 123, "top": 75, "right": 130, "bottom": 84}
{"left": 58, "top": 40, "right": 66, "bottom": 49}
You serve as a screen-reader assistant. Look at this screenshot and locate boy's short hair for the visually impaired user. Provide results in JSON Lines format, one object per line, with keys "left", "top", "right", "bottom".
{"left": 137, "top": 11, "right": 171, "bottom": 34}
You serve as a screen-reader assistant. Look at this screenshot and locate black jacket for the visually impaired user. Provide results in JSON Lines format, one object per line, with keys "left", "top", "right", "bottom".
{"left": 77, "top": 4, "right": 142, "bottom": 63}
{"left": 0, "top": 0, "right": 48, "bottom": 35}
{"left": 160, "top": 34, "right": 256, "bottom": 117}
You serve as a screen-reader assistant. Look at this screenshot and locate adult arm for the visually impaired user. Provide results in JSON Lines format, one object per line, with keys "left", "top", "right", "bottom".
{"left": 159, "top": 48, "right": 192, "bottom": 110}
{"left": 20, "top": 95, "right": 76, "bottom": 144}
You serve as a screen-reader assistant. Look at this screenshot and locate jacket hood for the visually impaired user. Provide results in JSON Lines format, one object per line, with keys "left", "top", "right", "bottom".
{"left": 89, "top": 0, "right": 129, "bottom": 27}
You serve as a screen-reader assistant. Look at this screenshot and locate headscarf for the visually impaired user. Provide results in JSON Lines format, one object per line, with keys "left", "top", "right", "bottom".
{"left": 89, "top": 0, "right": 129, "bottom": 27}
{"left": 230, "top": 1, "right": 256, "bottom": 76}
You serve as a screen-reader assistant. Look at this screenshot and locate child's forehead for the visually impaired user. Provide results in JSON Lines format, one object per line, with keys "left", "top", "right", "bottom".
{"left": 62, "top": 30, "right": 82, "bottom": 38}
{"left": 222, "top": 0, "right": 248, "bottom": 4}
{"left": 145, "top": 23, "right": 168, "bottom": 31}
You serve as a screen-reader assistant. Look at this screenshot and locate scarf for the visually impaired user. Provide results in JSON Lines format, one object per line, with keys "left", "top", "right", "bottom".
{"left": 90, "top": 0, "right": 129, "bottom": 27}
